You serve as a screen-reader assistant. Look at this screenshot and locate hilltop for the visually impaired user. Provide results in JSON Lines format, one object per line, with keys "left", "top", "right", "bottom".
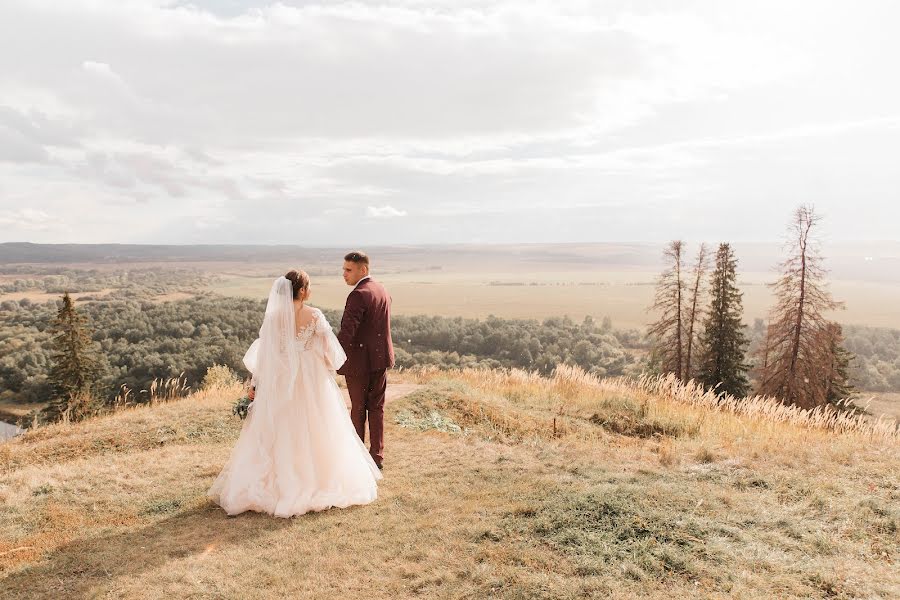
{"left": 0, "top": 368, "right": 897, "bottom": 599}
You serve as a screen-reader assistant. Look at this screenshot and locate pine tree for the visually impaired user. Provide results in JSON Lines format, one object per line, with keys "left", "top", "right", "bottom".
{"left": 822, "top": 322, "right": 855, "bottom": 406}
{"left": 696, "top": 243, "right": 750, "bottom": 397}
{"left": 648, "top": 241, "right": 686, "bottom": 378}
{"left": 44, "top": 293, "right": 106, "bottom": 422}
{"left": 684, "top": 243, "right": 710, "bottom": 380}
{"left": 753, "top": 205, "right": 845, "bottom": 408}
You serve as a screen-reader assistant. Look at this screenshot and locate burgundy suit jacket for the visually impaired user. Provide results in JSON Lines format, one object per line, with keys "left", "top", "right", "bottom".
{"left": 337, "top": 278, "right": 395, "bottom": 377}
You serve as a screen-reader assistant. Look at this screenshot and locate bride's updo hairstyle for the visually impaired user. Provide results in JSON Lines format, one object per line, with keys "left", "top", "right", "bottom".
{"left": 285, "top": 270, "right": 310, "bottom": 300}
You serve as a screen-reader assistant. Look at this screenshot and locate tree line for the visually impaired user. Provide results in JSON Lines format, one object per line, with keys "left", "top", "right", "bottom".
{"left": 0, "top": 294, "right": 642, "bottom": 423}
{"left": 647, "top": 205, "right": 856, "bottom": 409}
{"left": 0, "top": 266, "right": 214, "bottom": 297}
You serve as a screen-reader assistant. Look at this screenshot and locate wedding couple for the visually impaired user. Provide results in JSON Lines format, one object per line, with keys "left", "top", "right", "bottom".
{"left": 207, "top": 251, "right": 395, "bottom": 518}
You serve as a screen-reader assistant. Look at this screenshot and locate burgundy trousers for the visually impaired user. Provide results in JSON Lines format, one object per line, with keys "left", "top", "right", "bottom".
{"left": 345, "top": 369, "right": 387, "bottom": 465}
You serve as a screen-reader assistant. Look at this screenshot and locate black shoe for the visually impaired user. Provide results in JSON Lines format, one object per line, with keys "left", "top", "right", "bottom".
{"left": 376, "top": 462, "right": 384, "bottom": 471}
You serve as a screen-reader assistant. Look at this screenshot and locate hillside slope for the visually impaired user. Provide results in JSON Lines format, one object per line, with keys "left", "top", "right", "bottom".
{"left": 1, "top": 371, "right": 898, "bottom": 599}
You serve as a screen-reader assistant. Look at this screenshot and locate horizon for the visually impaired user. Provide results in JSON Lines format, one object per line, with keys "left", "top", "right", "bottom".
{"left": 2, "top": 240, "right": 898, "bottom": 287}
{"left": 0, "top": 239, "right": 900, "bottom": 251}
{"left": 2, "top": 239, "right": 900, "bottom": 249}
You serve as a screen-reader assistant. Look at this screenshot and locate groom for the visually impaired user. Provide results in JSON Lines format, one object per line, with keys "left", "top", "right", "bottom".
{"left": 337, "top": 251, "right": 394, "bottom": 470}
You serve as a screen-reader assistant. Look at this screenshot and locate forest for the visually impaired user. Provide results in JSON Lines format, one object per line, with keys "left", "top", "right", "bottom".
{"left": 0, "top": 294, "right": 644, "bottom": 413}
{"left": 1, "top": 290, "right": 897, "bottom": 419}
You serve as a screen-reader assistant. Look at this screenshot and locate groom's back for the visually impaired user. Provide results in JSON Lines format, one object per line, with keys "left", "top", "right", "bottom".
{"left": 337, "top": 278, "right": 395, "bottom": 376}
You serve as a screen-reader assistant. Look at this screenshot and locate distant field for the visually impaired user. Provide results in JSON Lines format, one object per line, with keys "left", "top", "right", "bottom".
{"left": 865, "top": 392, "right": 900, "bottom": 421}
{"left": 210, "top": 270, "right": 670, "bottom": 329}
{"left": 0, "top": 289, "right": 116, "bottom": 303}
{"left": 2, "top": 242, "right": 899, "bottom": 329}
{"left": 208, "top": 269, "right": 900, "bottom": 331}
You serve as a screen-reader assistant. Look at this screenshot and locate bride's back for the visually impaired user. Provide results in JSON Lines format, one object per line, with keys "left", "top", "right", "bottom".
{"left": 295, "top": 305, "right": 317, "bottom": 334}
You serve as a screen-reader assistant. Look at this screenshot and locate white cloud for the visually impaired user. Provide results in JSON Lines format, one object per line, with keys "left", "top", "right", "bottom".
{"left": 0, "top": 126, "right": 50, "bottom": 163}
{"left": 366, "top": 205, "right": 407, "bottom": 219}
{"left": 0, "top": 0, "right": 898, "bottom": 244}
{"left": 81, "top": 61, "right": 117, "bottom": 79}
{"left": 0, "top": 208, "right": 64, "bottom": 231}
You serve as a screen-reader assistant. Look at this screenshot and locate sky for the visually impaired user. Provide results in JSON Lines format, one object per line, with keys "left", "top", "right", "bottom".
{"left": 1, "top": 0, "right": 898, "bottom": 246}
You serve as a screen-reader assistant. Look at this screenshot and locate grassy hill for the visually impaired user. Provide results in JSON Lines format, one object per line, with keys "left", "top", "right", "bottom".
{"left": 1, "top": 369, "right": 897, "bottom": 599}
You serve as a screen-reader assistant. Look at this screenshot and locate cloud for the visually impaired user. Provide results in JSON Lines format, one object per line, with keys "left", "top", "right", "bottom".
{"left": 82, "top": 61, "right": 118, "bottom": 80}
{"left": 0, "top": 208, "right": 64, "bottom": 231}
{"left": 0, "top": 106, "right": 85, "bottom": 165}
{"left": 0, "top": 0, "right": 795, "bottom": 146}
{"left": 72, "top": 146, "right": 247, "bottom": 201}
{"left": 366, "top": 205, "right": 408, "bottom": 219}
{"left": 0, "top": 126, "right": 50, "bottom": 163}
{"left": 0, "top": 1, "right": 898, "bottom": 244}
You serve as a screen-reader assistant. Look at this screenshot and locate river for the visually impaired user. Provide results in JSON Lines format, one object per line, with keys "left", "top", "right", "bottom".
{"left": 0, "top": 420, "right": 23, "bottom": 442}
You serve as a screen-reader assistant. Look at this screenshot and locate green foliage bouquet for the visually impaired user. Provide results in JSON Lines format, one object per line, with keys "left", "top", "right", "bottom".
{"left": 232, "top": 395, "right": 252, "bottom": 420}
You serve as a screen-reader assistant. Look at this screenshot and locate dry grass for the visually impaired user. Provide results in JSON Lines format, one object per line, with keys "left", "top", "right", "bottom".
{"left": 402, "top": 365, "right": 899, "bottom": 440}
{"left": 554, "top": 366, "right": 899, "bottom": 440}
{"left": 1, "top": 370, "right": 898, "bottom": 599}
{"left": 114, "top": 373, "right": 193, "bottom": 409}
{"left": 865, "top": 392, "right": 900, "bottom": 422}
{"left": 0, "top": 400, "right": 44, "bottom": 424}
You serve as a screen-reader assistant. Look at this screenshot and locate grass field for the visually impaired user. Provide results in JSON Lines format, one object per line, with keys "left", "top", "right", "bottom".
{"left": 4, "top": 268, "right": 897, "bottom": 331}
{"left": 1, "top": 369, "right": 897, "bottom": 599}
{"left": 208, "top": 269, "right": 900, "bottom": 331}
{"left": 866, "top": 392, "right": 900, "bottom": 422}
{"left": 3, "top": 242, "right": 899, "bottom": 329}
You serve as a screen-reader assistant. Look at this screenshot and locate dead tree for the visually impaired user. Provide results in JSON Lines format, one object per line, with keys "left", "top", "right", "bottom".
{"left": 683, "top": 243, "right": 709, "bottom": 380}
{"left": 753, "top": 205, "right": 844, "bottom": 408}
{"left": 648, "top": 241, "right": 686, "bottom": 378}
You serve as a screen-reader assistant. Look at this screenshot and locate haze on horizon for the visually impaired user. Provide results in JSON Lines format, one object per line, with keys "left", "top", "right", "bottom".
{"left": 1, "top": 1, "right": 898, "bottom": 247}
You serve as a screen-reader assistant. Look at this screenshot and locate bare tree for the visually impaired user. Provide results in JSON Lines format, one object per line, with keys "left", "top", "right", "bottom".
{"left": 753, "top": 205, "right": 844, "bottom": 408}
{"left": 683, "top": 243, "right": 709, "bottom": 380}
{"left": 648, "top": 241, "right": 686, "bottom": 378}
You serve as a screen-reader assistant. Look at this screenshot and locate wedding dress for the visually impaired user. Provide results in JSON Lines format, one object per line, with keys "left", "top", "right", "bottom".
{"left": 208, "top": 277, "right": 382, "bottom": 517}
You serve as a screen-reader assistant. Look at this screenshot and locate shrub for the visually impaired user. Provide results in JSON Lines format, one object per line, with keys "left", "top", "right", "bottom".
{"left": 201, "top": 364, "right": 240, "bottom": 391}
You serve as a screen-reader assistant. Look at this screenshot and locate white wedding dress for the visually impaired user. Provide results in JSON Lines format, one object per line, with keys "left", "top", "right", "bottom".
{"left": 208, "top": 277, "right": 382, "bottom": 518}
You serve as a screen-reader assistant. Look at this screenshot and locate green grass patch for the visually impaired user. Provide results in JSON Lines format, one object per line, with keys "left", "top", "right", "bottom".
{"left": 395, "top": 409, "right": 463, "bottom": 434}
{"left": 507, "top": 483, "right": 722, "bottom": 584}
{"left": 587, "top": 394, "right": 698, "bottom": 439}
{"left": 141, "top": 498, "right": 183, "bottom": 516}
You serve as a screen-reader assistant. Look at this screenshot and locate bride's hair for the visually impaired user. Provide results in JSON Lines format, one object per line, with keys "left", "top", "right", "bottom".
{"left": 285, "top": 270, "right": 310, "bottom": 300}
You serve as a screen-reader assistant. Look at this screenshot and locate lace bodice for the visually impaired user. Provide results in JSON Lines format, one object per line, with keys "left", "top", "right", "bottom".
{"left": 295, "top": 319, "right": 318, "bottom": 350}
{"left": 245, "top": 308, "right": 345, "bottom": 377}
{"left": 294, "top": 310, "right": 325, "bottom": 351}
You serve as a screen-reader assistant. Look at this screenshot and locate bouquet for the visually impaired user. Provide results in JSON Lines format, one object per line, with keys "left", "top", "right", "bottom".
{"left": 232, "top": 395, "right": 252, "bottom": 420}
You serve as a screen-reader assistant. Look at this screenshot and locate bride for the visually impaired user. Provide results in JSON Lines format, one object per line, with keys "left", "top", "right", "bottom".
{"left": 208, "top": 270, "right": 382, "bottom": 517}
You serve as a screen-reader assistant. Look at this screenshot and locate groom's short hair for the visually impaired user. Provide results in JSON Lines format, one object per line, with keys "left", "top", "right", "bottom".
{"left": 344, "top": 251, "right": 369, "bottom": 266}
